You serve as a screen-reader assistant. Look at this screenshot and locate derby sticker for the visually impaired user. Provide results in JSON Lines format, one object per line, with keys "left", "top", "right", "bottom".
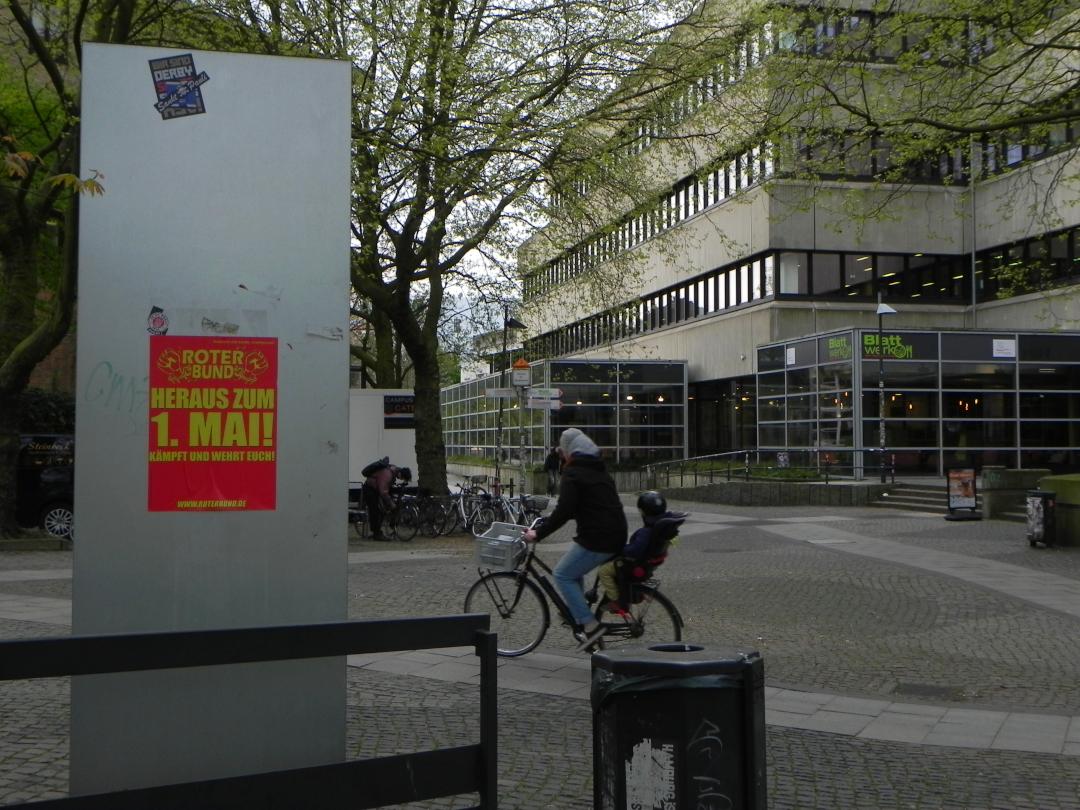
{"left": 148, "top": 335, "right": 278, "bottom": 511}
{"left": 149, "top": 54, "right": 209, "bottom": 120}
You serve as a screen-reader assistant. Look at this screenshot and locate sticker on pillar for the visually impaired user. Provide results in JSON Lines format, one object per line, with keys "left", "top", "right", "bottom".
{"left": 148, "top": 335, "right": 277, "bottom": 511}
{"left": 149, "top": 54, "right": 210, "bottom": 120}
{"left": 147, "top": 306, "right": 169, "bottom": 335}
{"left": 625, "top": 738, "right": 676, "bottom": 809}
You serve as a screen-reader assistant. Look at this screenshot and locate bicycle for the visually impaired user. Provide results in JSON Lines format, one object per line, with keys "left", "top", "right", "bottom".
{"left": 382, "top": 480, "right": 419, "bottom": 541}
{"left": 471, "top": 492, "right": 549, "bottom": 537}
{"left": 440, "top": 479, "right": 491, "bottom": 536}
{"left": 463, "top": 519, "right": 683, "bottom": 657}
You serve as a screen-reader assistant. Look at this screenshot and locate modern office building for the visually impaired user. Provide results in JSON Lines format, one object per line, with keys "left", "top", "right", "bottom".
{"left": 461, "top": 1, "right": 1080, "bottom": 476}
{"left": 440, "top": 3, "right": 1080, "bottom": 479}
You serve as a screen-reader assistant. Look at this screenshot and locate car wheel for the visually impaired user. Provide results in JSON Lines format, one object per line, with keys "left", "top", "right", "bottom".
{"left": 40, "top": 502, "right": 74, "bottom": 539}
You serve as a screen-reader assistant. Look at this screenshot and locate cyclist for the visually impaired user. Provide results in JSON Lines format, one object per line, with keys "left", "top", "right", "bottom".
{"left": 523, "top": 427, "right": 627, "bottom": 651}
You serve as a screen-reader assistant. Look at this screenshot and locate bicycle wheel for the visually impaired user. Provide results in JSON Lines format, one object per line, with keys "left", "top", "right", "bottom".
{"left": 595, "top": 585, "right": 682, "bottom": 650}
{"left": 418, "top": 498, "right": 445, "bottom": 537}
{"left": 386, "top": 503, "right": 419, "bottom": 541}
{"left": 464, "top": 572, "right": 550, "bottom": 657}
{"left": 439, "top": 500, "right": 465, "bottom": 535}
{"left": 470, "top": 505, "right": 497, "bottom": 537}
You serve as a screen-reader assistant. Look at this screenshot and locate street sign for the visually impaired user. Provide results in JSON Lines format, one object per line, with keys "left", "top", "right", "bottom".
{"left": 485, "top": 388, "right": 518, "bottom": 399}
{"left": 527, "top": 398, "right": 562, "bottom": 410}
{"left": 527, "top": 387, "right": 563, "bottom": 399}
{"left": 511, "top": 358, "right": 531, "bottom": 387}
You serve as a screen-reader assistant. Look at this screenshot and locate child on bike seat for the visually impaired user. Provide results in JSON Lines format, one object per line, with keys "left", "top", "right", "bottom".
{"left": 596, "top": 491, "right": 685, "bottom": 611}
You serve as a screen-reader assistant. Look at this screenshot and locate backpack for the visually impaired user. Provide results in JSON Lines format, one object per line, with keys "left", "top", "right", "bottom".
{"left": 361, "top": 456, "right": 390, "bottom": 478}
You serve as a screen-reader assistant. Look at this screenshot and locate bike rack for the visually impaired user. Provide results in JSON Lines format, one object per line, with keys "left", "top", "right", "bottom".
{"left": 1, "top": 616, "right": 498, "bottom": 809}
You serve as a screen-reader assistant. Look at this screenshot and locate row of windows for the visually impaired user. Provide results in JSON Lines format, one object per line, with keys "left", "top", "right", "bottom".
{"left": 532, "top": 124, "right": 1080, "bottom": 305}
{"left": 444, "top": 405, "right": 683, "bottom": 431}
{"left": 527, "top": 224, "right": 1080, "bottom": 364}
{"left": 444, "top": 427, "right": 684, "bottom": 449}
{"left": 977, "top": 225, "right": 1080, "bottom": 298}
{"left": 981, "top": 121, "right": 1080, "bottom": 178}
{"left": 764, "top": 331, "right": 1080, "bottom": 371}
{"left": 775, "top": 251, "right": 969, "bottom": 299}
{"left": 764, "top": 362, "right": 1080, "bottom": 396}
{"left": 759, "top": 420, "right": 1080, "bottom": 449}
{"left": 760, "top": 391, "right": 1080, "bottom": 421}
{"left": 526, "top": 144, "right": 775, "bottom": 300}
{"left": 526, "top": 255, "right": 776, "bottom": 359}
{"left": 750, "top": 448, "right": 1079, "bottom": 474}
{"left": 549, "top": 3, "right": 1042, "bottom": 209}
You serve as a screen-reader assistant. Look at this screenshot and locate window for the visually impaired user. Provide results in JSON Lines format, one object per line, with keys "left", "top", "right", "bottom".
{"left": 845, "top": 254, "right": 874, "bottom": 295}
{"left": 779, "top": 252, "right": 809, "bottom": 294}
{"left": 814, "top": 253, "right": 842, "bottom": 295}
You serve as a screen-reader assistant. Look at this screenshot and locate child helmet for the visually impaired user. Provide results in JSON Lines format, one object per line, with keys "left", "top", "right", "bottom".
{"left": 637, "top": 490, "right": 666, "bottom": 517}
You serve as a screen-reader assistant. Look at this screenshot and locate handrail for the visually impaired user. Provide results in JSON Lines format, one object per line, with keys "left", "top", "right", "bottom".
{"left": 1, "top": 616, "right": 498, "bottom": 809}
{"left": 643, "top": 449, "right": 897, "bottom": 487}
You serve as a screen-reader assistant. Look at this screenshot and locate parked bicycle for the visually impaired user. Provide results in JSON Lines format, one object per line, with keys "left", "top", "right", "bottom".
{"left": 471, "top": 492, "right": 549, "bottom": 537}
{"left": 383, "top": 477, "right": 420, "bottom": 541}
{"left": 439, "top": 478, "right": 492, "bottom": 536}
{"left": 464, "top": 519, "right": 683, "bottom": 656}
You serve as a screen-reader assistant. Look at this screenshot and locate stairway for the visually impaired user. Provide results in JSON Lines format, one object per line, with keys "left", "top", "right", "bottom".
{"left": 870, "top": 481, "right": 982, "bottom": 516}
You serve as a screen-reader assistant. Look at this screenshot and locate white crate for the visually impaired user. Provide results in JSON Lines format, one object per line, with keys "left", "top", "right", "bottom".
{"left": 474, "top": 522, "right": 528, "bottom": 570}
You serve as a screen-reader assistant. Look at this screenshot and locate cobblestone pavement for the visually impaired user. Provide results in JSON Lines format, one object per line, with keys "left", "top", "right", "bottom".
{"left": 4, "top": 503, "right": 1080, "bottom": 808}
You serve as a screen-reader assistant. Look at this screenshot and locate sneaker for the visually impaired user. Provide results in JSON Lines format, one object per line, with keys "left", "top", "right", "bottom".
{"left": 574, "top": 622, "right": 605, "bottom": 653}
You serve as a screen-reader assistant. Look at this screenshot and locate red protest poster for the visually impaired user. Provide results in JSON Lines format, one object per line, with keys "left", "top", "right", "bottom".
{"left": 148, "top": 335, "right": 278, "bottom": 511}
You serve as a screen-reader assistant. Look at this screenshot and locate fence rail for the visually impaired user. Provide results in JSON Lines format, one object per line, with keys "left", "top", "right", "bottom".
{"left": 1, "top": 615, "right": 498, "bottom": 810}
{"left": 642, "top": 450, "right": 898, "bottom": 489}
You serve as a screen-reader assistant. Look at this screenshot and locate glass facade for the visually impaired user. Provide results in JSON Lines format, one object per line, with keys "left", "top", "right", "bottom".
{"left": 757, "top": 330, "right": 1080, "bottom": 474}
{"left": 441, "top": 360, "right": 687, "bottom": 467}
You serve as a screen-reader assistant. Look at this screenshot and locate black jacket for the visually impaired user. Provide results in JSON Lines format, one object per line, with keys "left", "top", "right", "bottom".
{"left": 535, "top": 455, "right": 627, "bottom": 553}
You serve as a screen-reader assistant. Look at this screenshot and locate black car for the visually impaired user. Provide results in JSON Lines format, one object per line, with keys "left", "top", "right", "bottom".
{"left": 16, "top": 434, "right": 74, "bottom": 539}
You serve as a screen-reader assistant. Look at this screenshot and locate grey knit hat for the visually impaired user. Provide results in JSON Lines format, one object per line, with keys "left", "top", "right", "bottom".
{"left": 559, "top": 427, "right": 599, "bottom": 458}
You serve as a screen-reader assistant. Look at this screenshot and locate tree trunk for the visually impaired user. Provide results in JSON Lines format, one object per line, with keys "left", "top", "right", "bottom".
{"left": 410, "top": 338, "right": 449, "bottom": 497}
{"left": 371, "top": 307, "right": 398, "bottom": 387}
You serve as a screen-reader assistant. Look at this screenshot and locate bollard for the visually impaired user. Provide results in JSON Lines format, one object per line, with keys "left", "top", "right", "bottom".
{"left": 592, "top": 643, "right": 766, "bottom": 810}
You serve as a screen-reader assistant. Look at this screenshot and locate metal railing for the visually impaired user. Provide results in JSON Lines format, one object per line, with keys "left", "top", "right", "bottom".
{"left": 644, "top": 449, "right": 897, "bottom": 489}
{"left": 1, "top": 616, "right": 497, "bottom": 809}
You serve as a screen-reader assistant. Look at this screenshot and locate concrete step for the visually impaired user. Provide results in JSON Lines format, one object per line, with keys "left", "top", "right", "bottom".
{"left": 871, "top": 483, "right": 982, "bottom": 515}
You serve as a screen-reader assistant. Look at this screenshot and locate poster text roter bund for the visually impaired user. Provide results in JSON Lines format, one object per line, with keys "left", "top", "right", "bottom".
{"left": 148, "top": 335, "right": 278, "bottom": 511}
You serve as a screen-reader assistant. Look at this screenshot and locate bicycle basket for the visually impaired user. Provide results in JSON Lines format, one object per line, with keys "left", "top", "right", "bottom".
{"left": 474, "top": 522, "right": 528, "bottom": 570}
{"left": 524, "top": 495, "right": 550, "bottom": 511}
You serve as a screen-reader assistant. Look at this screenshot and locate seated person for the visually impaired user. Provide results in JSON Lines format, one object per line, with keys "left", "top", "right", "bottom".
{"left": 596, "top": 490, "right": 686, "bottom": 611}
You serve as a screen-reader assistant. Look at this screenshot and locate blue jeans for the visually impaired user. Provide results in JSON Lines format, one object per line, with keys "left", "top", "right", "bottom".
{"left": 553, "top": 543, "right": 615, "bottom": 627}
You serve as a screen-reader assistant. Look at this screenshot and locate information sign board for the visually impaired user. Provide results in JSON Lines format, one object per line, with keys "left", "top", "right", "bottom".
{"left": 528, "top": 387, "right": 563, "bottom": 399}
{"left": 527, "top": 398, "right": 562, "bottom": 410}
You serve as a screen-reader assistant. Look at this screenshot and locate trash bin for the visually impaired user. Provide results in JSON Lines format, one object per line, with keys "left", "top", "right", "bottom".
{"left": 591, "top": 643, "right": 766, "bottom": 810}
{"left": 1027, "top": 489, "right": 1056, "bottom": 547}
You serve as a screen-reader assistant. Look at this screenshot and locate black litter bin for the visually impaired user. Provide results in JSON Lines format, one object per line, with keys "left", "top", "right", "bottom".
{"left": 591, "top": 643, "right": 765, "bottom": 810}
{"left": 1027, "top": 490, "right": 1057, "bottom": 547}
